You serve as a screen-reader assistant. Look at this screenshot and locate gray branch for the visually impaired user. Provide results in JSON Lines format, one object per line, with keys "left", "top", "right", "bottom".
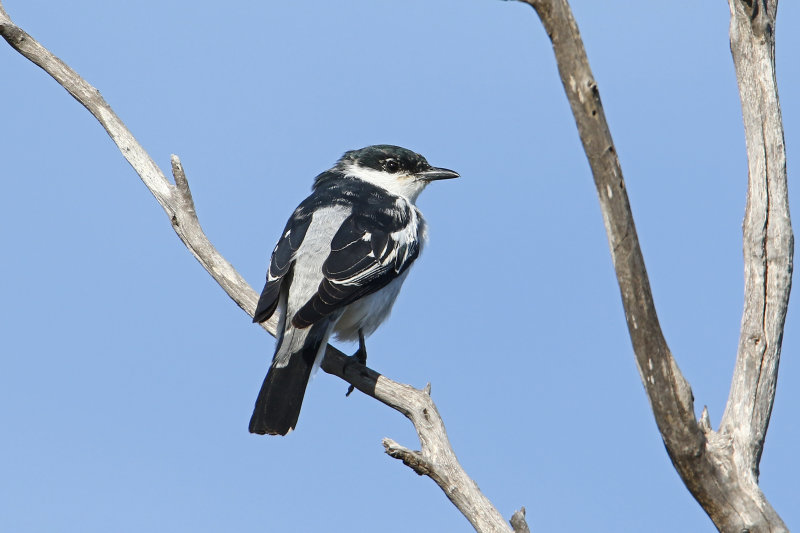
{"left": 517, "top": 0, "right": 791, "bottom": 531}
{"left": 720, "top": 0, "right": 793, "bottom": 481}
{"left": 321, "top": 354, "right": 525, "bottom": 532}
{"left": 0, "top": 3, "right": 528, "bottom": 532}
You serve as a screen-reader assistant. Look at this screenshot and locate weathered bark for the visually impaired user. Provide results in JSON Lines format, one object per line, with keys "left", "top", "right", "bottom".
{"left": 509, "top": 508, "right": 531, "bottom": 533}
{"left": 323, "top": 353, "right": 523, "bottom": 533}
{"left": 517, "top": 0, "right": 791, "bottom": 530}
{"left": 0, "top": 3, "right": 528, "bottom": 532}
{"left": 721, "top": 0, "right": 792, "bottom": 482}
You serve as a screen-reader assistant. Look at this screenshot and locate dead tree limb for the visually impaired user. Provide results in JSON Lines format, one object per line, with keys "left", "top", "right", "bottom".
{"left": 322, "top": 354, "right": 525, "bottom": 533}
{"left": 721, "top": 0, "right": 792, "bottom": 485}
{"left": 517, "top": 0, "right": 791, "bottom": 531}
{"left": 0, "top": 3, "right": 527, "bottom": 532}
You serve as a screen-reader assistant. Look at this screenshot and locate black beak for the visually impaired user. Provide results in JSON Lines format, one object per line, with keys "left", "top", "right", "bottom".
{"left": 418, "top": 167, "right": 460, "bottom": 182}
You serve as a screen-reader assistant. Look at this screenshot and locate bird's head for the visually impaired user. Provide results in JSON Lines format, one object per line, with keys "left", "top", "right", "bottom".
{"left": 334, "top": 145, "right": 459, "bottom": 203}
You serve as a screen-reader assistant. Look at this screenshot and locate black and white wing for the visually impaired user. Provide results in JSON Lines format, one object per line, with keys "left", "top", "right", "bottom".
{"left": 291, "top": 212, "right": 420, "bottom": 329}
{"left": 252, "top": 210, "right": 312, "bottom": 324}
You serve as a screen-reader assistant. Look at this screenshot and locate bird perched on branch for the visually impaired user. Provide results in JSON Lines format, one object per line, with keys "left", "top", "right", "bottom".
{"left": 250, "top": 145, "right": 459, "bottom": 435}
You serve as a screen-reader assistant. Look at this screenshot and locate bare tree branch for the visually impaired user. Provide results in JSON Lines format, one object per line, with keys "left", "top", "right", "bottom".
{"left": 0, "top": 2, "right": 260, "bottom": 324}
{"left": 321, "top": 354, "right": 519, "bottom": 532}
{"left": 0, "top": 4, "right": 527, "bottom": 532}
{"left": 518, "top": 0, "right": 699, "bottom": 465}
{"left": 517, "top": 0, "right": 790, "bottom": 531}
{"left": 721, "top": 0, "right": 793, "bottom": 480}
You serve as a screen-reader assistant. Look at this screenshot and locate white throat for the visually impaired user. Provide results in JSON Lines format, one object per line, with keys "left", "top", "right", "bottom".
{"left": 344, "top": 164, "right": 428, "bottom": 204}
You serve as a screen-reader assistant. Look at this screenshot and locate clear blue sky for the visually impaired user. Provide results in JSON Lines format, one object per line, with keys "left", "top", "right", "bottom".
{"left": 2, "top": 1, "right": 798, "bottom": 531}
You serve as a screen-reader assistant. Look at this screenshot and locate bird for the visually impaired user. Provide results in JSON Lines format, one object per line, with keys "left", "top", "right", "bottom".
{"left": 249, "top": 145, "right": 459, "bottom": 435}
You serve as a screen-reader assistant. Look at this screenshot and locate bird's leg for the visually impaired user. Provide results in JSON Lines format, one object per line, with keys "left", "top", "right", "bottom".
{"left": 355, "top": 329, "right": 368, "bottom": 365}
{"left": 345, "top": 329, "right": 368, "bottom": 397}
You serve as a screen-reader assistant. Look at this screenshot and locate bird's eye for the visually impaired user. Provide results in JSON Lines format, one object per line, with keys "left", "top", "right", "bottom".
{"left": 385, "top": 159, "right": 399, "bottom": 173}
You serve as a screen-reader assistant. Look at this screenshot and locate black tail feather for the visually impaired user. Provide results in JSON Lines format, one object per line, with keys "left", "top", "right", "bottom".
{"left": 249, "top": 356, "right": 314, "bottom": 435}
{"left": 249, "top": 322, "right": 329, "bottom": 436}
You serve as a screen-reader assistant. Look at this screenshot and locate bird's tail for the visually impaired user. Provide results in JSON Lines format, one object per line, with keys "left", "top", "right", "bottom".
{"left": 249, "top": 321, "right": 330, "bottom": 436}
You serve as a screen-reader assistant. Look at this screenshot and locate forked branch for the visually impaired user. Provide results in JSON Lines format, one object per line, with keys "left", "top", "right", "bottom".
{"left": 322, "top": 353, "right": 523, "bottom": 533}
{"left": 0, "top": 4, "right": 527, "bottom": 533}
{"left": 517, "top": 0, "right": 790, "bottom": 530}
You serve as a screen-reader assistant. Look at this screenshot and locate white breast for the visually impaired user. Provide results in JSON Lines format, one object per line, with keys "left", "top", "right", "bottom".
{"left": 333, "top": 200, "right": 427, "bottom": 342}
{"left": 333, "top": 270, "right": 412, "bottom": 341}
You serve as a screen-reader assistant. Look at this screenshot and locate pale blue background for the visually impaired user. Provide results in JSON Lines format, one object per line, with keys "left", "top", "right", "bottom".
{"left": 1, "top": 1, "right": 798, "bottom": 531}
